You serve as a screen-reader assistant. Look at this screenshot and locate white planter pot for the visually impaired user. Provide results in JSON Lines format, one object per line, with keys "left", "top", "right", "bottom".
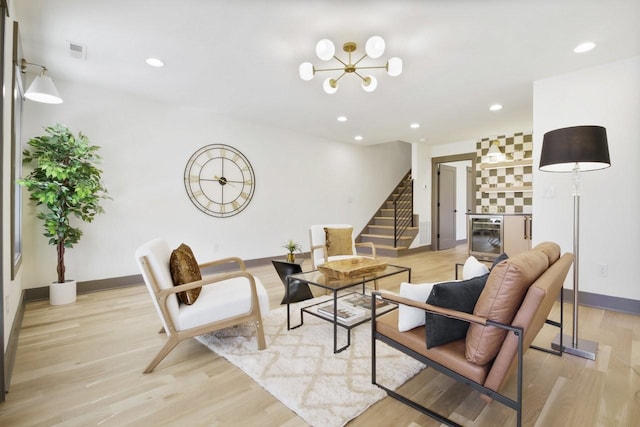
{"left": 50, "top": 280, "right": 77, "bottom": 305}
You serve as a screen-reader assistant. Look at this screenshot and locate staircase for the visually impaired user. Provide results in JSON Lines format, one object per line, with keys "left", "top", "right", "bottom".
{"left": 357, "top": 171, "right": 419, "bottom": 257}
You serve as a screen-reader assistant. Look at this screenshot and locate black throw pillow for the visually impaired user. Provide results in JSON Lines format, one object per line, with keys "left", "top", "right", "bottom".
{"left": 424, "top": 273, "right": 489, "bottom": 349}
{"left": 272, "top": 260, "right": 314, "bottom": 304}
{"left": 491, "top": 252, "right": 509, "bottom": 270}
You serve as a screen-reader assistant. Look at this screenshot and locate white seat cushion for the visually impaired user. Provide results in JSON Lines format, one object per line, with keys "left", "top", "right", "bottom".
{"left": 177, "top": 276, "right": 270, "bottom": 331}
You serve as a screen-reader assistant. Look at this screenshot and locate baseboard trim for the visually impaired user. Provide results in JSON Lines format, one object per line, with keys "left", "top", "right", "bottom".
{"left": 23, "top": 274, "right": 144, "bottom": 302}
{"left": 22, "top": 254, "right": 638, "bottom": 317}
{"left": 562, "top": 288, "right": 640, "bottom": 316}
{"left": 401, "top": 245, "right": 432, "bottom": 255}
{"left": 22, "top": 254, "right": 296, "bottom": 302}
{"left": 5, "top": 289, "right": 26, "bottom": 393}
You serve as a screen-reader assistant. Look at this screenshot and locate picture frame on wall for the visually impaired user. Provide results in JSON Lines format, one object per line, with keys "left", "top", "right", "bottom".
{"left": 11, "top": 20, "right": 24, "bottom": 280}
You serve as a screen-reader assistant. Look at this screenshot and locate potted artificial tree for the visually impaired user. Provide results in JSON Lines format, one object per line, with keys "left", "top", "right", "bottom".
{"left": 19, "top": 124, "right": 110, "bottom": 305}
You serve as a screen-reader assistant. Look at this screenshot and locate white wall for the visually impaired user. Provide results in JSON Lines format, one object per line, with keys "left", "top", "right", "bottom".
{"left": 19, "top": 82, "right": 411, "bottom": 288}
{"left": 533, "top": 56, "right": 640, "bottom": 301}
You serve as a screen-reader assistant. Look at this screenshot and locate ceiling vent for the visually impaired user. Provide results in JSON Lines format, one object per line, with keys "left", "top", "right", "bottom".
{"left": 68, "top": 41, "right": 87, "bottom": 60}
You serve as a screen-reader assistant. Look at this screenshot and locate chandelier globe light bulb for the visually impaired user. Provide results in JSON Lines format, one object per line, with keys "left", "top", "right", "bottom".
{"left": 365, "top": 36, "right": 386, "bottom": 59}
{"left": 323, "top": 77, "right": 338, "bottom": 94}
{"left": 362, "top": 75, "right": 378, "bottom": 92}
{"left": 387, "top": 57, "right": 403, "bottom": 77}
{"left": 299, "top": 62, "right": 314, "bottom": 80}
{"left": 315, "top": 39, "right": 336, "bottom": 61}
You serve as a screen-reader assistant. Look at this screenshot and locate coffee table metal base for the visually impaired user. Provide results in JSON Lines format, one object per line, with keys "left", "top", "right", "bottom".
{"left": 286, "top": 265, "right": 411, "bottom": 353}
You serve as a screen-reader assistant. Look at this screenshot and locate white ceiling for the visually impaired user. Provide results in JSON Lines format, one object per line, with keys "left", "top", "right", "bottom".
{"left": 13, "top": 0, "right": 640, "bottom": 146}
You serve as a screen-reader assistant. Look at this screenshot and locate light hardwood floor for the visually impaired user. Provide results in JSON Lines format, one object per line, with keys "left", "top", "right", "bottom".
{"left": 1, "top": 245, "right": 639, "bottom": 426}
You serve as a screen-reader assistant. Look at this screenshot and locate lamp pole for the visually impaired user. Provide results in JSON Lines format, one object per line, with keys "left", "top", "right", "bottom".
{"left": 550, "top": 155, "right": 600, "bottom": 360}
{"left": 541, "top": 125, "right": 610, "bottom": 361}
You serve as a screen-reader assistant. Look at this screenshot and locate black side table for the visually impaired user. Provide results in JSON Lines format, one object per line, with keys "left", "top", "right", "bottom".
{"left": 272, "top": 259, "right": 314, "bottom": 304}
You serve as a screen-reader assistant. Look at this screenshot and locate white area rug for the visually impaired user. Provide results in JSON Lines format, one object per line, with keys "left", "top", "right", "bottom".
{"left": 197, "top": 298, "right": 425, "bottom": 427}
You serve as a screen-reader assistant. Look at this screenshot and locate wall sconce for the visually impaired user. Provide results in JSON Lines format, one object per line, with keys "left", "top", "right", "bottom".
{"left": 487, "top": 140, "right": 504, "bottom": 162}
{"left": 20, "top": 58, "right": 63, "bottom": 104}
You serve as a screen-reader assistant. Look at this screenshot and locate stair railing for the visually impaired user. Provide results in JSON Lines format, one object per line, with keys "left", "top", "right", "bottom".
{"left": 393, "top": 179, "right": 413, "bottom": 247}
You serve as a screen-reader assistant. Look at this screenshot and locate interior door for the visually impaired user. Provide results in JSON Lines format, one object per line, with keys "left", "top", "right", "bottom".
{"left": 438, "top": 164, "right": 457, "bottom": 250}
{"left": 466, "top": 166, "right": 474, "bottom": 215}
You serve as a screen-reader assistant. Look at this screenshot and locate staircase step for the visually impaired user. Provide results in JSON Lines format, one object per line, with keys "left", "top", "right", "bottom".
{"left": 384, "top": 200, "right": 412, "bottom": 209}
{"left": 367, "top": 225, "right": 418, "bottom": 236}
{"left": 361, "top": 233, "right": 415, "bottom": 246}
{"left": 374, "top": 217, "right": 395, "bottom": 226}
{"left": 380, "top": 208, "right": 412, "bottom": 217}
{"left": 355, "top": 169, "right": 416, "bottom": 258}
{"left": 371, "top": 243, "right": 410, "bottom": 257}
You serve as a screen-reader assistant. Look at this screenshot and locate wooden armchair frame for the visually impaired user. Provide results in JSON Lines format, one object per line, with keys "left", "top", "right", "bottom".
{"left": 308, "top": 224, "right": 377, "bottom": 270}
{"left": 137, "top": 253, "right": 266, "bottom": 374}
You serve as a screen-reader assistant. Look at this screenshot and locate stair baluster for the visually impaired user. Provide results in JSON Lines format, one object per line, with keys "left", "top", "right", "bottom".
{"left": 393, "top": 179, "right": 413, "bottom": 247}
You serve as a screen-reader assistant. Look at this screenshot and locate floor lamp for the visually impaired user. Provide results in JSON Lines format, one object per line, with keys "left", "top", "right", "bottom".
{"left": 539, "top": 125, "right": 610, "bottom": 360}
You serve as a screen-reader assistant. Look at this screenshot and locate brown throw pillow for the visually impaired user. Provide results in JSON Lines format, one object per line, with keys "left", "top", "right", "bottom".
{"left": 169, "top": 243, "right": 202, "bottom": 305}
{"left": 465, "top": 250, "right": 549, "bottom": 365}
{"left": 324, "top": 227, "right": 353, "bottom": 257}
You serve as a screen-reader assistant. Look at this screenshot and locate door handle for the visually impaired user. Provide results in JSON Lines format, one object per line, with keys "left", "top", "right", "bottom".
{"left": 523, "top": 216, "right": 532, "bottom": 240}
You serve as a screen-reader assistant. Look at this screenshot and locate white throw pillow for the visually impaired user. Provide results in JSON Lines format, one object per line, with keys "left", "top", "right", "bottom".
{"left": 462, "top": 256, "right": 489, "bottom": 280}
{"left": 398, "top": 282, "right": 436, "bottom": 332}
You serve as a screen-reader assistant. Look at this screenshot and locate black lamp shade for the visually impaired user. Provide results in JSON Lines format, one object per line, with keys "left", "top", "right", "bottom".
{"left": 539, "top": 125, "right": 611, "bottom": 172}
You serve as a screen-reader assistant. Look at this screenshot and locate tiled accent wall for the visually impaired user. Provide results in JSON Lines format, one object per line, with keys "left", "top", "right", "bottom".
{"left": 475, "top": 132, "right": 533, "bottom": 214}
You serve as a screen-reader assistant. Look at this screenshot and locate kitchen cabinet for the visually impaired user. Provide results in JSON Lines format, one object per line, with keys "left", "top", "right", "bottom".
{"left": 503, "top": 214, "right": 532, "bottom": 256}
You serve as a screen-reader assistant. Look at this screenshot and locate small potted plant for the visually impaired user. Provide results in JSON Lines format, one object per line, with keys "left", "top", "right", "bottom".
{"left": 18, "top": 124, "right": 110, "bottom": 305}
{"left": 282, "top": 240, "right": 302, "bottom": 263}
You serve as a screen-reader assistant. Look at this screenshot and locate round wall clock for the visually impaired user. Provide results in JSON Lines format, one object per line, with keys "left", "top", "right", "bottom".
{"left": 183, "top": 144, "right": 256, "bottom": 218}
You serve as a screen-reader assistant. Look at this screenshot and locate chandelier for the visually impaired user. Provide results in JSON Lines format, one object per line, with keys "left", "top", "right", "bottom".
{"left": 299, "top": 36, "right": 402, "bottom": 94}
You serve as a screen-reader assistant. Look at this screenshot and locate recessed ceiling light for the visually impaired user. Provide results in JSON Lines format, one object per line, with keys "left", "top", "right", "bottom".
{"left": 337, "top": 116, "right": 347, "bottom": 122}
{"left": 145, "top": 57, "right": 165, "bottom": 67}
{"left": 354, "top": 135, "right": 363, "bottom": 141}
{"left": 574, "top": 42, "right": 596, "bottom": 53}
{"left": 489, "top": 104, "right": 503, "bottom": 111}
{"left": 410, "top": 123, "right": 420, "bottom": 129}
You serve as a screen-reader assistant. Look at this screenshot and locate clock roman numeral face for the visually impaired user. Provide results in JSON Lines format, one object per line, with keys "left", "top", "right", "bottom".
{"left": 183, "top": 144, "right": 256, "bottom": 218}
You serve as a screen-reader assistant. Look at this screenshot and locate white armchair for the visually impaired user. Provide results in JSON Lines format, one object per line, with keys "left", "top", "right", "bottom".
{"left": 309, "top": 224, "right": 377, "bottom": 270}
{"left": 135, "top": 238, "right": 269, "bottom": 373}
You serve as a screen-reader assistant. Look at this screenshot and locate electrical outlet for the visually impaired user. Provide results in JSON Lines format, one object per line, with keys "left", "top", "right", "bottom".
{"left": 598, "top": 264, "right": 608, "bottom": 277}
{"left": 544, "top": 185, "right": 555, "bottom": 198}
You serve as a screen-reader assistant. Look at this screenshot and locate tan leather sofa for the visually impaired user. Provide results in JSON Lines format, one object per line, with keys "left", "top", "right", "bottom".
{"left": 372, "top": 242, "right": 573, "bottom": 427}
